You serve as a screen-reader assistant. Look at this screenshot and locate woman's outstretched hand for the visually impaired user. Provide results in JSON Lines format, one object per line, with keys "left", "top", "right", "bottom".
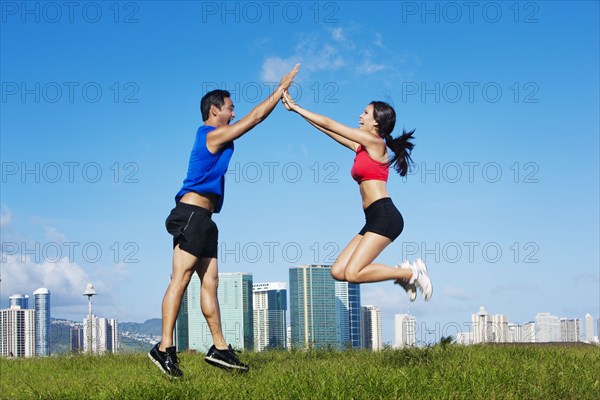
{"left": 282, "top": 90, "right": 298, "bottom": 112}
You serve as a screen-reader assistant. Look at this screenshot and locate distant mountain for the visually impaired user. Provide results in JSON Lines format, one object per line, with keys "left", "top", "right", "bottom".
{"left": 120, "top": 318, "right": 162, "bottom": 337}
{"left": 49, "top": 318, "right": 161, "bottom": 355}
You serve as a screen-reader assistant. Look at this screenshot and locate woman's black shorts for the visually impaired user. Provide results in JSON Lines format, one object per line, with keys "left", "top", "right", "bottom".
{"left": 358, "top": 197, "right": 404, "bottom": 242}
{"left": 165, "top": 202, "right": 218, "bottom": 259}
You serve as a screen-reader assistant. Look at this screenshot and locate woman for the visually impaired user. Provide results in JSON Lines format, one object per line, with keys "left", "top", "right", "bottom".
{"left": 282, "top": 91, "right": 432, "bottom": 301}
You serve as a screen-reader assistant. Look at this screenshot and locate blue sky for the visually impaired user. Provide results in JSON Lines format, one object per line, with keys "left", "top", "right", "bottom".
{"left": 1, "top": 1, "right": 598, "bottom": 344}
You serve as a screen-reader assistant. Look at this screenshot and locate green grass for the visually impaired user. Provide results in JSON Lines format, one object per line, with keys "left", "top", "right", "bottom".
{"left": 1, "top": 344, "right": 599, "bottom": 399}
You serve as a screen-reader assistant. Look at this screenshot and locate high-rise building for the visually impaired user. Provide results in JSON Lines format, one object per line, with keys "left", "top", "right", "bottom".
{"left": 82, "top": 315, "right": 119, "bottom": 354}
{"left": 507, "top": 323, "right": 523, "bottom": 343}
{"left": 522, "top": 321, "right": 537, "bottom": 343}
{"left": 175, "top": 287, "right": 189, "bottom": 351}
{"left": 9, "top": 294, "right": 29, "bottom": 310}
{"left": 187, "top": 274, "right": 205, "bottom": 352}
{"left": 289, "top": 265, "right": 338, "bottom": 350}
{"left": 536, "top": 312, "right": 561, "bottom": 342}
{"left": 33, "top": 288, "right": 50, "bottom": 356}
{"left": 0, "top": 306, "right": 36, "bottom": 357}
{"left": 456, "top": 331, "right": 473, "bottom": 345}
{"left": 491, "top": 314, "right": 509, "bottom": 343}
{"left": 361, "top": 305, "right": 382, "bottom": 351}
{"left": 253, "top": 282, "right": 287, "bottom": 351}
{"left": 585, "top": 313, "right": 594, "bottom": 343}
{"left": 335, "top": 281, "right": 361, "bottom": 349}
{"left": 471, "top": 306, "right": 493, "bottom": 344}
{"left": 189, "top": 273, "right": 254, "bottom": 352}
{"left": 107, "top": 318, "right": 120, "bottom": 353}
{"left": 70, "top": 326, "right": 84, "bottom": 352}
{"left": 395, "top": 313, "right": 416, "bottom": 348}
{"left": 560, "top": 318, "right": 582, "bottom": 342}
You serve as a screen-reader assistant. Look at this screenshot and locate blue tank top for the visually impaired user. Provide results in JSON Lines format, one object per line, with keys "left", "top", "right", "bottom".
{"left": 175, "top": 125, "right": 234, "bottom": 213}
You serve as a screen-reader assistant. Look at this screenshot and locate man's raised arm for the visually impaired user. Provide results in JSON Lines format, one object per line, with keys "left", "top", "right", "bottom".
{"left": 207, "top": 64, "right": 299, "bottom": 152}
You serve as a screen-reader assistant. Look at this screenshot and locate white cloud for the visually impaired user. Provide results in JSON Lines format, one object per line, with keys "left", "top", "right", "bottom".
{"left": 374, "top": 33, "right": 384, "bottom": 48}
{"left": 0, "top": 213, "right": 133, "bottom": 320}
{"left": 293, "top": 40, "right": 345, "bottom": 73}
{"left": 0, "top": 205, "right": 12, "bottom": 227}
{"left": 2, "top": 254, "right": 90, "bottom": 307}
{"left": 45, "top": 226, "right": 66, "bottom": 243}
{"left": 361, "top": 283, "right": 424, "bottom": 316}
{"left": 356, "top": 60, "right": 387, "bottom": 75}
{"left": 261, "top": 27, "right": 400, "bottom": 83}
{"left": 261, "top": 56, "right": 297, "bottom": 82}
{"left": 331, "top": 27, "right": 346, "bottom": 42}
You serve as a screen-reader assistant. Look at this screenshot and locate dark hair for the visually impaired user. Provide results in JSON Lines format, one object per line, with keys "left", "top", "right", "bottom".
{"left": 370, "top": 101, "right": 415, "bottom": 177}
{"left": 200, "top": 90, "right": 231, "bottom": 121}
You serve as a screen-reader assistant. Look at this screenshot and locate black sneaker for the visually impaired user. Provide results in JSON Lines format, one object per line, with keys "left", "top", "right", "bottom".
{"left": 148, "top": 342, "right": 183, "bottom": 378}
{"left": 205, "top": 344, "right": 249, "bottom": 372}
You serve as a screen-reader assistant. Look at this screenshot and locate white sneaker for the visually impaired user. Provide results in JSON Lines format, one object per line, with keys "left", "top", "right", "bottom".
{"left": 395, "top": 260, "right": 417, "bottom": 302}
{"left": 410, "top": 258, "right": 432, "bottom": 301}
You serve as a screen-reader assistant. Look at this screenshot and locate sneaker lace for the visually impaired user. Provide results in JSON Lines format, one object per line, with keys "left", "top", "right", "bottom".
{"left": 227, "top": 345, "right": 242, "bottom": 362}
{"left": 166, "top": 349, "right": 180, "bottom": 366}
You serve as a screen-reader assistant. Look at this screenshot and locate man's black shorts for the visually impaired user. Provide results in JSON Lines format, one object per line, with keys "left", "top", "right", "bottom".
{"left": 165, "top": 202, "right": 218, "bottom": 259}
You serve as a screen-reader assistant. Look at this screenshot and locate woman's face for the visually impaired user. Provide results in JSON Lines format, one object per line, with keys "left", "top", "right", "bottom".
{"left": 359, "top": 104, "right": 378, "bottom": 133}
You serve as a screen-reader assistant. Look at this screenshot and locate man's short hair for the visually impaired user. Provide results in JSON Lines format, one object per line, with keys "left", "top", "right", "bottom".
{"left": 200, "top": 90, "right": 231, "bottom": 121}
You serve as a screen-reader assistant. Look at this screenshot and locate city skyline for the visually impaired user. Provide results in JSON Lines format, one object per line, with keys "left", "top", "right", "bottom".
{"left": 2, "top": 281, "right": 599, "bottom": 355}
{"left": 2, "top": 2, "right": 598, "bottom": 348}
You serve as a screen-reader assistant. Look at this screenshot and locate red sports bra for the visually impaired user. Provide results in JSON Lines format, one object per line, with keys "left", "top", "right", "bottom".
{"left": 351, "top": 145, "right": 389, "bottom": 184}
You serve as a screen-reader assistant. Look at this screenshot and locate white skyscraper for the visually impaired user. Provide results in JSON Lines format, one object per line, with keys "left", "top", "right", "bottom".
{"left": 253, "top": 282, "right": 287, "bottom": 352}
{"left": 507, "top": 323, "right": 523, "bottom": 343}
{"left": 523, "top": 322, "right": 537, "bottom": 343}
{"left": 491, "top": 314, "right": 509, "bottom": 343}
{"left": 472, "top": 306, "right": 493, "bottom": 344}
{"left": 536, "top": 312, "right": 561, "bottom": 342}
{"left": 395, "top": 314, "right": 416, "bottom": 348}
{"left": 82, "top": 315, "right": 119, "bottom": 354}
{"left": 33, "top": 288, "right": 50, "bottom": 356}
{"left": 361, "top": 305, "right": 382, "bottom": 351}
{"left": 0, "top": 306, "right": 36, "bottom": 357}
{"left": 560, "top": 318, "right": 582, "bottom": 343}
{"left": 585, "top": 313, "right": 594, "bottom": 343}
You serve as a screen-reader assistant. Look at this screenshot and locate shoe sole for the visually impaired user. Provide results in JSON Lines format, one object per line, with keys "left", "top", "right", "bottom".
{"left": 204, "top": 356, "right": 249, "bottom": 372}
{"left": 148, "top": 352, "right": 182, "bottom": 378}
{"left": 407, "top": 287, "right": 417, "bottom": 302}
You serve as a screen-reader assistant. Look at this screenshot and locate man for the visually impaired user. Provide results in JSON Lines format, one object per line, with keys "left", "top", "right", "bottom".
{"left": 149, "top": 64, "right": 299, "bottom": 377}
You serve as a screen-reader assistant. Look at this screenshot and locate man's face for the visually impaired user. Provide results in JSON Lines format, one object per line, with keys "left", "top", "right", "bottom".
{"left": 215, "top": 97, "right": 235, "bottom": 126}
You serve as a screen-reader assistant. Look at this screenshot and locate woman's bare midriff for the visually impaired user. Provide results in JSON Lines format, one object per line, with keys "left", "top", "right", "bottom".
{"left": 359, "top": 180, "right": 390, "bottom": 209}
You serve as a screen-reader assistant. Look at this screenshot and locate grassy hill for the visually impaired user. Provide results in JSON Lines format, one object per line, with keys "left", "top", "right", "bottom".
{"left": 1, "top": 344, "right": 598, "bottom": 399}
